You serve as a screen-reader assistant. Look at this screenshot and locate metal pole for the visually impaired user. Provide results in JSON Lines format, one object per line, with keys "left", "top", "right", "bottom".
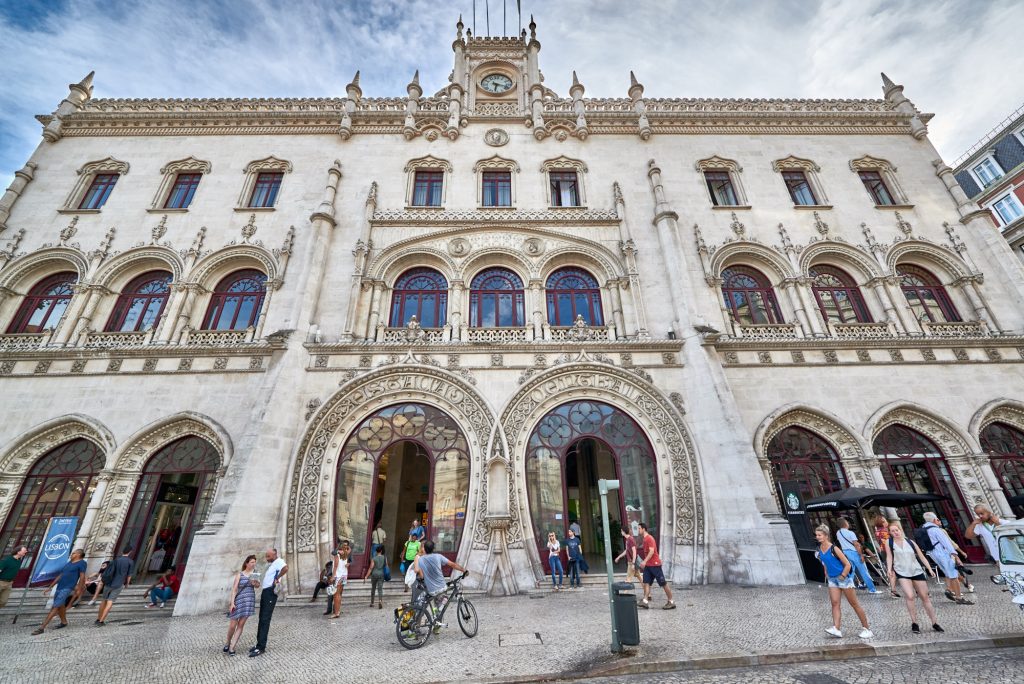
{"left": 12, "top": 518, "right": 54, "bottom": 624}
{"left": 599, "top": 478, "right": 621, "bottom": 653}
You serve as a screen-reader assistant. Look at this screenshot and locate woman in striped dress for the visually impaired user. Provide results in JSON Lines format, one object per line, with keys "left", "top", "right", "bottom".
{"left": 224, "top": 555, "right": 258, "bottom": 656}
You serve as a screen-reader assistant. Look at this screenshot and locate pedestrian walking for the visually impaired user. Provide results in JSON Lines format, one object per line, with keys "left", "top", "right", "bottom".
{"left": 637, "top": 522, "right": 675, "bottom": 610}
{"left": 966, "top": 504, "right": 1009, "bottom": 562}
{"left": 70, "top": 561, "right": 108, "bottom": 608}
{"left": 364, "top": 544, "right": 387, "bottom": 609}
{"left": 0, "top": 545, "right": 28, "bottom": 609}
{"left": 371, "top": 522, "right": 387, "bottom": 550}
{"left": 329, "top": 541, "right": 350, "bottom": 618}
{"left": 883, "top": 523, "right": 943, "bottom": 634}
{"left": 918, "top": 512, "right": 972, "bottom": 605}
{"left": 224, "top": 555, "right": 258, "bottom": 656}
{"left": 546, "top": 532, "right": 564, "bottom": 591}
{"left": 400, "top": 534, "right": 421, "bottom": 593}
{"left": 614, "top": 528, "right": 640, "bottom": 584}
{"left": 144, "top": 567, "right": 180, "bottom": 608}
{"left": 96, "top": 548, "right": 134, "bottom": 626}
{"left": 409, "top": 518, "right": 426, "bottom": 542}
{"left": 249, "top": 548, "right": 287, "bottom": 658}
{"left": 32, "top": 549, "right": 87, "bottom": 635}
{"left": 814, "top": 524, "right": 872, "bottom": 639}
{"left": 872, "top": 515, "right": 901, "bottom": 598}
{"left": 565, "top": 529, "right": 583, "bottom": 588}
{"left": 309, "top": 560, "right": 333, "bottom": 606}
{"left": 569, "top": 519, "right": 582, "bottom": 539}
{"left": 835, "top": 517, "right": 878, "bottom": 594}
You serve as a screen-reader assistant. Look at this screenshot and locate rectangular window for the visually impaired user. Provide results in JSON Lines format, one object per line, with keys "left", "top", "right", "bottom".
{"left": 78, "top": 173, "right": 119, "bottom": 209}
{"left": 782, "top": 170, "right": 817, "bottom": 206}
{"left": 993, "top": 194, "right": 1024, "bottom": 227}
{"left": 973, "top": 158, "right": 1002, "bottom": 187}
{"left": 482, "top": 171, "right": 512, "bottom": 207}
{"left": 704, "top": 170, "right": 739, "bottom": 206}
{"left": 858, "top": 170, "right": 895, "bottom": 206}
{"left": 412, "top": 170, "right": 443, "bottom": 206}
{"left": 248, "top": 172, "right": 283, "bottom": 208}
{"left": 549, "top": 170, "right": 580, "bottom": 207}
{"left": 164, "top": 173, "right": 202, "bottom": 209}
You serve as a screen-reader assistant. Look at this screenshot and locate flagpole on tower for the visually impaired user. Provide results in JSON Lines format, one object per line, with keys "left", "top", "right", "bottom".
{"left": 503, "top": 0, "right": 506, "bottom": 36}
{"left": 473, "top": 0, "right": 476, "bottom": 35}
{"left": 486, "top": 0, "right": 490, "bottom": 36}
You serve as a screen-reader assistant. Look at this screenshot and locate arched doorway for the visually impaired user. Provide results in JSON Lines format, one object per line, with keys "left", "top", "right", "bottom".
{"left": 116, "top": 436, "right": 220, "bottom": 579}
{"left": 0, "top": 439, "right": 103, "bottom": 586}
{"left": 873, "top": 424, "right": 981, "bottom": 561}
{"left": 765, "top": 426, "right": 849, "bottom": 532}
{"left": 525, "top": 401, "right": 658, "bottom": 575}
{"left": 980, "top": 421, "right": 1024, "bottom": 503}
{"left": 335, "top": 403, "right": 471, "bottom": 575}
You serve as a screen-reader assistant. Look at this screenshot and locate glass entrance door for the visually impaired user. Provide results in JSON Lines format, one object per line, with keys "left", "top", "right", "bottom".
{"left": 881, "top": 458, "right": 975, "bottom": 557}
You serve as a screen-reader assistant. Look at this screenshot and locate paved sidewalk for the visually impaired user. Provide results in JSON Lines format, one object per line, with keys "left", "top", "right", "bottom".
{"left": 0, "top": 577, "right": 1021, "bottom": 683}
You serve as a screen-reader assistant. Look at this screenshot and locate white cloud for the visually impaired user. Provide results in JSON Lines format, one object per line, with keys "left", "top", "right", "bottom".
{"left": 1, "top": 0, "right": 1023, "bottom": 187}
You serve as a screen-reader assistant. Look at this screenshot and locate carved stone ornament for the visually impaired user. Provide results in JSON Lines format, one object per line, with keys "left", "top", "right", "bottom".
{"left": 447, "top": 237, "right": 471, "bottom": 257}
{"left": 484, "top": 128, "right": 509, "bottom": 147}
{"left": 522, "top": 237, "right": 545, "bottom": 256}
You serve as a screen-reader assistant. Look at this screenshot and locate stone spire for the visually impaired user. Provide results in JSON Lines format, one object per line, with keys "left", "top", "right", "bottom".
{"left": 339, "top": 71, "right": 361, "bottom": 140}
{"left": 43, "top": 70, "right": 96, "bottom": 143}
{"left": 880, "top": 72, "right": 927, "bottom": 139}
{"left": 570, "top": 71, "right": 588, "bottom": 139}
{"left": 629, "top": 72, "right": 651, "bottom": 140}
{"left": 346, "top": 71, "right": 362, "bottom": 100}
{"left": 407, "top": 70, "right": 422, "bottom": 98}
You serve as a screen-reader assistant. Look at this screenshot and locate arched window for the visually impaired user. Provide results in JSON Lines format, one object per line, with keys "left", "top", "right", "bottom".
{"left": 105, "top": 271, "right": 173, "bottom": 332}
{"left": 389, "top": 268, "right": 448, "bottom": 328}
{"left": 202, "top": 269, "right": 267, "bottom": 331}
{"left": 0, "top": 439, "right": 103, "bottom": 585}
{"left": 721, "top": 266, "right": 782, "bottom": 325}
{"left": 896, "top": 265, "right": 960, "bottom": 323}
{"left": 766, "top": 426, "right": 847, "bottom": 529}
{"left": 545, "top": 267, "right": 603, "bottom": 326}
{"left": 470, "top": 268, "right": 524, "bottom": 327}
{"left": 980, "top": 421, "right": 1024, "bottom": 501}
{"left": 873, "top": 424, "right": 976, "bottom": 558}
{"left": 6, "top": 272, "right": 77, "bottom": 334}
{"left": 809, "top": 265, "right": 872, "bottom": 324}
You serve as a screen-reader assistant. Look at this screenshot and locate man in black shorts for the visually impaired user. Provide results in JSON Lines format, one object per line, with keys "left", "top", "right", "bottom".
{"left": 637, "top": 522, "right": 675, "bottom": 610}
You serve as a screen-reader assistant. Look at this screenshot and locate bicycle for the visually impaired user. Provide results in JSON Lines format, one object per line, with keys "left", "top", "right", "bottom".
{"left": 394, "top": 570, "right": 477, "bottom": 649}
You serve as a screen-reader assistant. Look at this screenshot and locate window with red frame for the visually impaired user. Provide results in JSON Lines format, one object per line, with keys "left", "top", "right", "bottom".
{"left": 809, "top": 265, "right": 872, "bottom": 324}
{"left": 6, "top": 272, "right": 77, "bottom": 334}
{"left": 481, "top": 171, "right": 511, "bottom": 207}
{"left": 896, "top": 265, "right": 960, "bottom": 323}
{"left": 858, "top": 170, "right": 895, "bottom": 206}
{"left": 411, "top": 170, "right": 443, "bottom": 206}
{"left": 78, "top": 173, "right": 119, "bottom": 209}
{"left": 202, "top": 270, "right": 267, "bottom": 330}
{"left": 545, "top": 267, "right": 603, "bottom": 326}
{"left": 720, "top": 266, "right": 782, "bottom": 325}
{"left": 979, "top": 421, "right": 1024, "bottom": 500}
{"left": 165, "top": 173, "right": 202, "bottom": 209}
{"left": 470, "top": 268, "right": 524, "bottom": 327}
{"left": 549, "top": 170, "right": 580, "bottom": 207}
{"left": 781, "top": 170, "right": 817, "bottom": 206}
{"left": 766, "top": 426, "right": 848, "bottom": 529}
{"left": 389, "top": 267, "right": 448, "bottom": 328}
{"left": 248, "top": 172, "right": 283, "bottom": 208}
{"left": 105, "top": 271, "right": 173, "bottom": 332}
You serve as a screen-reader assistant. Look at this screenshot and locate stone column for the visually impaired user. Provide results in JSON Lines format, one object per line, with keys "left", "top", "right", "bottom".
{"left": 881, "top": 276, "right": 919, "bottom": 334}
{"left": 156, "top": 283, "right": 190, "bottom": 343}
{"left": 449, "top": 280, "right": 465, "bottom": 341}
{"left": 957, "top": 276, "right": 1001, "bottom": 332}
{"left": 528, "top": 279, "right": 544, "bottom": 340}
{"left": 608, "top": 279, "right": 626, "bottom": 339}
{"left": 365, "top": 281, "right": 385, "bottom": 339}
{"left": 53, "top": 283, "right": 97, "bottom": 345}
{"left": 863, "top": 458, "right": 887, "bottom": 491}
{"left": 781, "top": 278, "right": 818, "bottom": 336}
{"left": 972, "top": 453, "right": 1012, "bottom": 516}
{"left": 0, "top": 162, "right": 37, "bottom": 229}
{"left": 67, "top": 285, "right": 104, "bottom": 345}
{"left": 75, "top": 471, "right": 112, "bottom": 552}
{"left": 868, "top": 278, "right": 906, "bottom": 334}
{"left": 303, "top": 161, "right": 343, "bottom": 339}
{"left": 170, "top": 285, "right": 203, "bottom": 342}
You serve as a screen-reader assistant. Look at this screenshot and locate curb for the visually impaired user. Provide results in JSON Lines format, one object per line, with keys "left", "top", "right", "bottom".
{"left": 458, "top": 634, "right": 1024, "bottom": 683}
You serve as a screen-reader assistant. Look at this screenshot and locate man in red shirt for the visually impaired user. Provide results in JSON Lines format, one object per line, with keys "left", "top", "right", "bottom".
{"left": 637, "top": 522, "right": 675, "bottom": 609}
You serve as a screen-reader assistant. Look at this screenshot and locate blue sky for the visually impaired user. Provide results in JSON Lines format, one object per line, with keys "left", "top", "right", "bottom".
{"left": 2, "top": 0, "right": 1023, "bottom": 187}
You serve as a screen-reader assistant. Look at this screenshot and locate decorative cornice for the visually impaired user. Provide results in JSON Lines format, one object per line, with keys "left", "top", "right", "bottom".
{"left": 370, "top": 207, "right": 619, "bottom": 226}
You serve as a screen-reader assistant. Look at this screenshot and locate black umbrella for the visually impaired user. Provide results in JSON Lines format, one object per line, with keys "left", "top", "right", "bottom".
{"left": 804, "top": 487, "right": 947, "bottom": 512}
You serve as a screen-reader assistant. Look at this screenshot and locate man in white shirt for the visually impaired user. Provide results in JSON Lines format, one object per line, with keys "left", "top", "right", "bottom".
{"left": 965, "top": 505, "right": 1011, "bottom": 562}
{"left": 835, "top": 517, "right": 877, "bottom": 594}
{"left": 250, "top": 548, "right": 287, "bottom": 657}
{"left": 921, "top": 512, "right": 970, "bottom": 605}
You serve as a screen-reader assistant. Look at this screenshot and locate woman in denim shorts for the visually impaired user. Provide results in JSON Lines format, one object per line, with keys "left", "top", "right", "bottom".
{"left": 815, "top": 524, "right": 873, "bottom": 640}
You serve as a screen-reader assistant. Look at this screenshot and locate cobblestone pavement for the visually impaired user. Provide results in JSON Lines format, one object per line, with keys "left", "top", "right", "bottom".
{"left": 574, "top": 647, "right": 1024, "bottom": 683}
{"left": 0, "top": 579, "right": 1021, "bottom": 683}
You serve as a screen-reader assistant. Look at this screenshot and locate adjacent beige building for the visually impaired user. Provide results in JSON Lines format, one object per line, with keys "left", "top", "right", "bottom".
{"left": 2, "top": 18, "right": 1023, "bottom": 615}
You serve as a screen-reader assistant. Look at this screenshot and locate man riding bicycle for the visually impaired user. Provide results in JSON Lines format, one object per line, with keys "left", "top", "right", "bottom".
{"left": 413, "top": 540, "right": 469, "bottom": 608}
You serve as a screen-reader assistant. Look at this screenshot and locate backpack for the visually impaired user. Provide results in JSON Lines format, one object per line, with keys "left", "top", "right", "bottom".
{"left": 101, "top": 560, "right": 118, "bottom": 585}
{"left": 913, "top": 526, "right": 936, "bottom": 553}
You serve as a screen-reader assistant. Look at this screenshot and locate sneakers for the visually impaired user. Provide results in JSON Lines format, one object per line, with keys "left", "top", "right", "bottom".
{"left": 145, "top": 603, "right": 156, "bottom": 609}
{"left": 965, "top": 584, "right": 975, "bottom": 594}
{"left": 911, "top": 622, "right": 921, "bottom": 633}
{"left": 88, "top": 599, "right": 96, "bottom": 606}
{"left": 858, "top": 629, "right": 874, "bottom": 639}
{"left": 159, "top": 602, "right": 166, "bottom": 608}
{"left": 866, "top": 590, "right": 879, "bottom": 595}
{"left": 638, "top": 599, "right": 650, "bottom": 609}
{"left": 662, "top": 601, "right": 676, "bottom": 610}
{"left": 825, "top": 626, "right": 842, "bottom": 638}
{"left": 933, "top": 623, "right": 944, "bottom": 632}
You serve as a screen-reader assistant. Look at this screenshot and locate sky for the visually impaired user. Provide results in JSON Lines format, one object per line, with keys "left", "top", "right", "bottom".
{"left": 1, "top": 0, "right": 1023, "bottom": 188}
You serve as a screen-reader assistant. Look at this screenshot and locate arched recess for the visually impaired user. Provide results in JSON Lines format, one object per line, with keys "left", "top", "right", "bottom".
{"left": 285, "top": 365, "right": 497, "bottom": 592}
{"left": 970, "top": 399, "right": 1024, "bottom": 508}
{"left": 0, "top": 247, "right": 89, "bottom": 292}
{"left": 92, "top": 245, "right": 185, "bottom": 289}
{"left": 0, "top": 415, "right": 115, "bottom": 531}
{"left": 799, "top": 241, "right": 882, "bottom": 282}
{"left": 190, "top": 244, "right": 279, "bottom": 290}
{"left": 709, "top": 241, "right": 795, "bottom": 284}
{"left": 499, "top": 363, "right": 706, "bottom": 584}
{"left": 87, "top": 413, "right": 231, "bottom": 558}
{"left": 886, "top": 242, "right": 969, "bottom": 282}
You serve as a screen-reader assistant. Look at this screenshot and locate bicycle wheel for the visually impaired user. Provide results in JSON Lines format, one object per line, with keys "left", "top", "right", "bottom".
{"left": 396, "top": 605, "right": 433, "bottom": 649}
{"left": 457, "top": 597, "right": 478, "bottom": 638}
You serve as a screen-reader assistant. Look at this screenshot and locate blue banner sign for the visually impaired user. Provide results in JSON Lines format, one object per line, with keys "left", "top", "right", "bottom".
{"left": 30, "top": 517, "right": 79, "bottom": 584}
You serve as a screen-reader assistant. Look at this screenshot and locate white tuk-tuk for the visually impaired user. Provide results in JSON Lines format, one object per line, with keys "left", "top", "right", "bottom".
{"left": 991, "top": 521, "right": 1024, "bottom": 612}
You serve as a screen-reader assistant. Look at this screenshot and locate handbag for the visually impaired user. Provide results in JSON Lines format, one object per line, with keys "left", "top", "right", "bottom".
{"left": 326, "top": 582, "right": 337, "bottom": 596}
{"left": 383, "top": 558, "right": 392, "bottom": 582}
{"left": 399, "top": 560, "right": 407, "bottom": 574}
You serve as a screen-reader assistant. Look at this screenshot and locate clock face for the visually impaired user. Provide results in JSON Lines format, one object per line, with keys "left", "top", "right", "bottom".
{"left": 481, "top": 73, "right": 513, "bottom": 94}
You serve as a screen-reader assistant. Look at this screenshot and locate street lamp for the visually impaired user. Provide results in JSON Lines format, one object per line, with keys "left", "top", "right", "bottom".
{"left": 598, "top": 478, "right": 622, "bottom": 653}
